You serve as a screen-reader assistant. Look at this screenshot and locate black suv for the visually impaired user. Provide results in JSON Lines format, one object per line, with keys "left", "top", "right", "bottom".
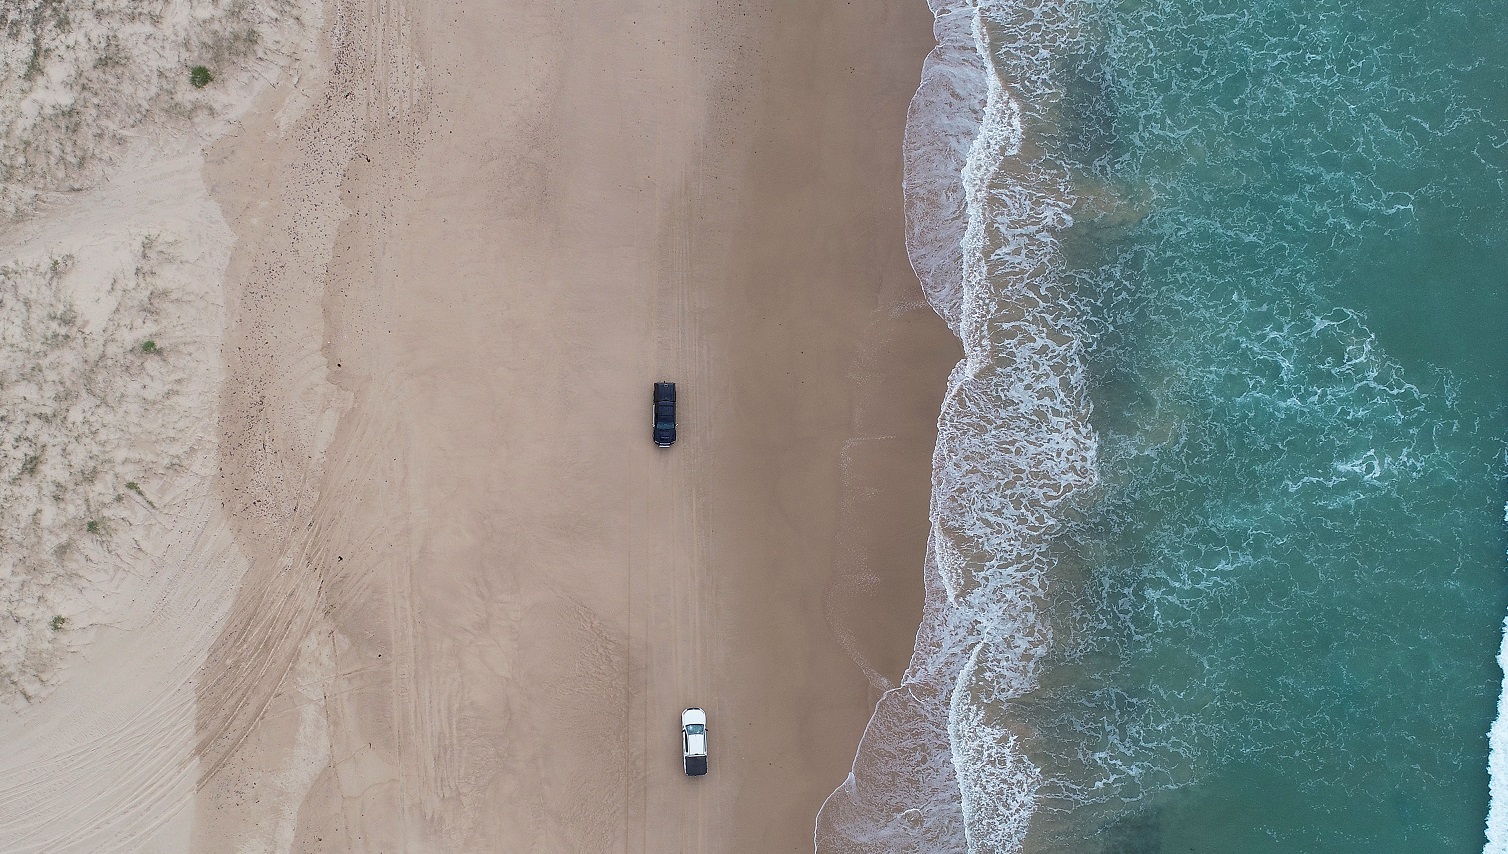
{"left": 652, "top": 382, "right": 677, "bottom": 447}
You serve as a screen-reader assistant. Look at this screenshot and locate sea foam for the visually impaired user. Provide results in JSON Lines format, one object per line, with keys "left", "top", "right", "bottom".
{"left": 817, "top": 1, "right": 1093, "bottom": 852}
{"left": 1487, "top": 511, "right": 1508, "bottom": 854}
{"left": 824, "top": 0, "right": 1508, "bottom": 850}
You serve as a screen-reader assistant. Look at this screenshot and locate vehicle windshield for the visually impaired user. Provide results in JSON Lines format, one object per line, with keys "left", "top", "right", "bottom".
{"left": 686, "top": 724, "right": 704, "bottom": 734}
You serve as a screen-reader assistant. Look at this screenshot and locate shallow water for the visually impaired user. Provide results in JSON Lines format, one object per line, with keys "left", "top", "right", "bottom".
{"left": 819, "top": 0, "right": 1508, "bottom": 851}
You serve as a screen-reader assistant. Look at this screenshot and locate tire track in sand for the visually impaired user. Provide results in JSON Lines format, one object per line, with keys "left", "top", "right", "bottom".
{"left": 195, "top": 0, "right": 429, "bottom": 845}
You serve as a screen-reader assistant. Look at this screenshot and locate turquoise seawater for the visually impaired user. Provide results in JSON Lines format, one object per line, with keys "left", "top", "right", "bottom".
{"left": 814, "top": 2, "right": 1507, "bottom": 851}
{"left": 1027, "top": 0, "right": 1508, "bottom": 849}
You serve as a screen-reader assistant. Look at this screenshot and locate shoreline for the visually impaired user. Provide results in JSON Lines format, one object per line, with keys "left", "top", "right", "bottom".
{"left": 5, "top": 0, "right": 1502, "bottom": 850}
{"left": 703, "top": 3, "right": 960, "bottom": 844}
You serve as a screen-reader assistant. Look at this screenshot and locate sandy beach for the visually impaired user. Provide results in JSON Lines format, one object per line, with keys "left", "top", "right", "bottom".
{"left": 0, "top": 0, "right": 956, "bottom": 850}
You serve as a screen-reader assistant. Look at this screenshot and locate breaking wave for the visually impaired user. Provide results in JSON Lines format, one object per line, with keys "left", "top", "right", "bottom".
{"left": 818, "top": 1, "right": 1096, "bottom": 851}
{"left": 821, "top": 0, "right": 1508, "bottom": 851}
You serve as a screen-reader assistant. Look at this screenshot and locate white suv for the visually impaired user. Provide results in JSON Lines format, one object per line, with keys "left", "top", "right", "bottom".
{"left": 681, "top": 708, "right": 708, "bottom": 776}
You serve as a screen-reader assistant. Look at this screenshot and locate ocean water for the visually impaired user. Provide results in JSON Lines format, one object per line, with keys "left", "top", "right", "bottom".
{"left": 818, "top": 0, "right": 1508, "bottom": 852}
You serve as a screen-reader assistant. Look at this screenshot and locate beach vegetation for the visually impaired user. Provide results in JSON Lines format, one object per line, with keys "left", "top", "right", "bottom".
{"left": 125, "top": 480, "right": 156, "bottom": 509}
{"left": 50, "top": 615, "right": 65, "bottom": 631}
{"left": 206, "top": 26, "right": 262, "bottom": 66}
{"left": 0, "top": 0, "right": 302, "bottom": 223}
{"left": 23, "top": 41, "right": 44, "bottom": 83}
{"left": 0, "top": 0, "right": 305, "bottom": 706}
{"left": 93, "top": 34, "right": 126, "bottom": 70}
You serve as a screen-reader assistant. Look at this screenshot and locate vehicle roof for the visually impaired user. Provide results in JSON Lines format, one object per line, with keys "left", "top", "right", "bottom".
{"left": 681, "top": 707, "right": 706, "bottom": 726}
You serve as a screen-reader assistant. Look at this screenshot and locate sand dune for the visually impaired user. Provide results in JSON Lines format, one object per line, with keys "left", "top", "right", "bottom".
{"left": 0, "top": 2, "right": 319, "bottom": 848}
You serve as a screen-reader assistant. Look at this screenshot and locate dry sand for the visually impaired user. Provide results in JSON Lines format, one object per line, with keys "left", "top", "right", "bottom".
{"left": 1, "top": 0, "right": 959, "bottom": 850}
